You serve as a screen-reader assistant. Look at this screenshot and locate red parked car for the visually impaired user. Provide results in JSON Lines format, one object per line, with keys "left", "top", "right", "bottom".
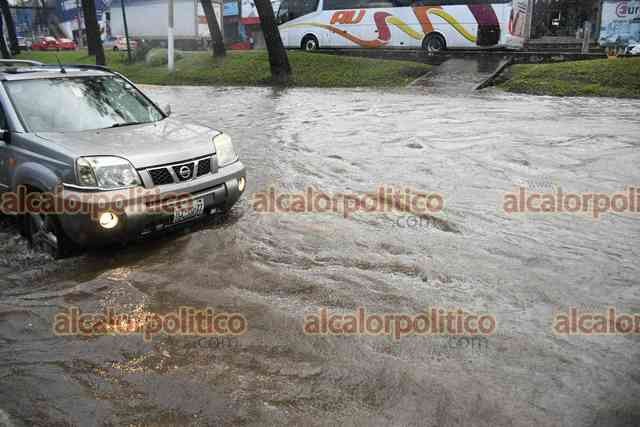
{"left": 31, "top": 36, "right": 60, "bottom": 51}
{"left": 31, "top": 37, "right": 77, "bottom": 51}
{"left": 57, "top": 38, "right": 77, "bottom": 50}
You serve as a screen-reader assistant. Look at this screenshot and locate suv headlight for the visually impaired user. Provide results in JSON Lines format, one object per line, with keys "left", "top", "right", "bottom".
{"left": 214, "top": 133, "right": 238, "bottom": 167}
{"left": 76, "top": 156, "right": 141, "bottom": 189}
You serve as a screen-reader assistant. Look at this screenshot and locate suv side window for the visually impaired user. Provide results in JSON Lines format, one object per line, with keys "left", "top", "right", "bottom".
{"left": 0, "top": 104, "right": 7, "bottom": 130}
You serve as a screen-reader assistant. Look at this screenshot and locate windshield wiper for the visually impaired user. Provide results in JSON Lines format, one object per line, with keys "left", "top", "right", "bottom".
{"left": 107, "top": 121, "right": 148, "bottom": 128}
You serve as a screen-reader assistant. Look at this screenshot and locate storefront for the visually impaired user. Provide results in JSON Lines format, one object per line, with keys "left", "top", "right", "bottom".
{"left": 55, "top": 0, "right": 108, "bottom": 43}
{"left": 239, "top": 0, "right": 280, "bottom": 48}
{"left": 528, "top": 0, "right": 602, "bottom": 40}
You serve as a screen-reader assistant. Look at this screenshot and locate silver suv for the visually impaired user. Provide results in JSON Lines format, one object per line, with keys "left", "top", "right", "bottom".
{"left": 0, "top": 60, "right": 246, "bottom": 258}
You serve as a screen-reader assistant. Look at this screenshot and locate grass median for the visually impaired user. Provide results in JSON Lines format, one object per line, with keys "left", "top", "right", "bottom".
{"left": 499, "top": 57, "right": 640, "bottom": 98}
{"left": 16, "top": 49, "right": 431, "bottom": 88}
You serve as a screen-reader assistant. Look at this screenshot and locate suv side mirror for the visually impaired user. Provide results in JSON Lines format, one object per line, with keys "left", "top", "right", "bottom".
{"left": 0, "top": 129, "right": 9, "bottom": 142}
{"left": 163, "top": 104, "right": 172, "bottom": 116}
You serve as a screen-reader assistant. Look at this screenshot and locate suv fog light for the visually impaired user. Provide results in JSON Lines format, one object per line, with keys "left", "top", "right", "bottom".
{"left": 238, "top": 177, "right": 246, "bottom": 192}
{"left": 99, "top": 212, "right": 119, "bottom": 229}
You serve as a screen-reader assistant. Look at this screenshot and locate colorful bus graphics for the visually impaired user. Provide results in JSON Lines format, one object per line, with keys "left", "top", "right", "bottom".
{"left": 277, "top": 0, "right": 528, "bottom": 51}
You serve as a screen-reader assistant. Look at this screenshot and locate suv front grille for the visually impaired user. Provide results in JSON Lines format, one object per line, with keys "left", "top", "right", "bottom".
{"left": 146, "top": 156, "right": 214, "bottom": 186}
{"left": 149, "top": 168, "right": 174, "bottom": 185}
{"left": 197, "top": 159, "right": 212, "bottom": 176}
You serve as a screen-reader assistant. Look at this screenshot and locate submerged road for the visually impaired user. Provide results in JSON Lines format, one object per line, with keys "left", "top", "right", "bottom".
{"left": 0, "top": 74, "right": 639, "bottom": 425}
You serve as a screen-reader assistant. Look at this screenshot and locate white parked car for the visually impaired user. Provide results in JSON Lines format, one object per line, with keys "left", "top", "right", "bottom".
{"left": 103, "top": 36, "right": 139, "bottom": 51}
{"left": 17, "top": 37, "right": 32, "bottom": 50}
{"left": 622, "top": 41, "right": 640, "bottom": 55}
{"left": 114, "top": 36, "right": 139, "bottom": 51}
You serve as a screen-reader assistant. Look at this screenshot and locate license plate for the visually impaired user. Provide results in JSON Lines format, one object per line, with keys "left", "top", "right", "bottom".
{"left": 173, "top": 198, "right": 205, "bottom": 224}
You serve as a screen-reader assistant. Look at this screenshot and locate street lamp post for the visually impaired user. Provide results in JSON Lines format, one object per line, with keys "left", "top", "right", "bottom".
{"left": 76, "top": 0, "right": 83, "bottom": 48}
{"left": 168, "top": 0, "right": 175, "bottom": 72}
{"left": 121, "top": 0, "right": 132, "bottom": 63}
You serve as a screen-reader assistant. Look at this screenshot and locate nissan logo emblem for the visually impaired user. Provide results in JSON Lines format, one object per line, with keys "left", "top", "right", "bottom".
{"left": 179, "top": 165, "right": 191, "bottom": 179}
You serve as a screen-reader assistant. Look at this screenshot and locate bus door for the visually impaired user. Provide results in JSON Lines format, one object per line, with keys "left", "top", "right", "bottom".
{"left": 278, "top": 0, "right": 323, "bottom": 48}
{"left": 276, "top": 0, "right": 291, "bottom": 46}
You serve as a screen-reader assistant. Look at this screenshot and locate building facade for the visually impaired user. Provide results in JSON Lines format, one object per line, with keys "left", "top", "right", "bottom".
{"left": 527, "top": 0, "right": 602, "bottom": 40}
{"left": 56, "top": 0, "right": 108, "bottom": 42}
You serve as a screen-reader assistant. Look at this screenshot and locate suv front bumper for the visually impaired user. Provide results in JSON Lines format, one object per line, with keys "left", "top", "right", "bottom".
{"left": 59, "top": 161, "right": 246, "bottom": 247}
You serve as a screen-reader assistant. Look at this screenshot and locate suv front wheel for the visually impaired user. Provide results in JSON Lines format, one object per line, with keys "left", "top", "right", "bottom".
{"left": 23, "top": 191, "right": 75, "bottom": 258}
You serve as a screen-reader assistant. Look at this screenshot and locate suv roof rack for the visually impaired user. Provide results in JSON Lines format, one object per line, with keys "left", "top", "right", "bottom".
{"left": 39, "top": 63, "right": 118, "bottom": 74}
{"left": 0, "top": 59, "right": 44, "bottom": 67}
{"left": 0, "top": 62, "right": 131, "bottom": 82}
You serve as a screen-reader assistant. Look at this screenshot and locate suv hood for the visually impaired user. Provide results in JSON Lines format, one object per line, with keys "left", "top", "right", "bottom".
{"left": 36, "top": 118, "right": 220, "bottom": 169}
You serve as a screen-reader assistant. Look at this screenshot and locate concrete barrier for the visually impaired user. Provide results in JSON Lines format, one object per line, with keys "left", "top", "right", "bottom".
{"left": 311, "top": 48, "right": 606, "bottom": 65}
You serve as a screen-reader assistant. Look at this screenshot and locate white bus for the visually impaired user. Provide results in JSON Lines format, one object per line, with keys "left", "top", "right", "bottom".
{"left": 276, "top": 0, "right": 529, "bottom": 51}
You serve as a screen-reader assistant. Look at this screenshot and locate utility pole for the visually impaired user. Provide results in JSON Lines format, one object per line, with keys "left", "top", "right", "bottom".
{"left": 581, "top": 21, "right": 592, "bottom": 54}
{"left": 168, "top": 0, "right": 175, "bottom": 72}
{"left": 121, "top": 0, "right": 132, "bottom": 63}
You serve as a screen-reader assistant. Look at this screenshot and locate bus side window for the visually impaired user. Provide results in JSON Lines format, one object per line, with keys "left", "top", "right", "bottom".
{"left": 367, "top": 0, "right": 394, "bottom": 7}
{"left": 411, "top": 0, "right": 436, "bottom": 5}
{"left": 323, "top": 0, "right": 361, "bottom": 10}
{"left": 412, "top": 0, "right": 510, "bottom": 5}
{"left": 325, "top": 0, "right": 400, "bottom": 9}
{"left": 290, "top": 0, "right": 303, "bottom": 19}
{"left": 303, "top": 0, "right": 319, "bottom": 14}
{"left": 282, "top": 0, "right": 318, "bottom": 20}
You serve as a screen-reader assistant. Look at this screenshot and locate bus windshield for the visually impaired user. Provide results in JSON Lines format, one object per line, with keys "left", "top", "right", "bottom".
{"left": 277, "top": 0, "right": 319, "bottom": 23}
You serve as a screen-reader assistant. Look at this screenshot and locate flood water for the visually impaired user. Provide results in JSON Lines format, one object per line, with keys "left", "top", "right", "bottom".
{"left": 1, "top": 75, "right": 639, "bottom": 426}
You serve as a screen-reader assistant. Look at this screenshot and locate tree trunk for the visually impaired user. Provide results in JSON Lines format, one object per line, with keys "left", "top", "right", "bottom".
{"left": 0, "top": 0, "right": 19, "bottom": 55}
{"left": 253, "top": 0, "right": 291, "bottom": 84}
{"left": 81, "top": 0, "right": 96, "bottom": 55}
{"left": 82, "top": 0, "right": 106, "bottom": 65}
{"left": 200, "top": 0, "right": 225, "bottom": 57}
{"left": 0, "top": 15, "right": 9, "bottom": 59}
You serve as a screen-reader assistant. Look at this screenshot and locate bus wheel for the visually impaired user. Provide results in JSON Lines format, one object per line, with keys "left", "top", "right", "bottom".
{"left": 302, "top": 35, "right": 319, "bottom": 52}
{"left": 422, "top": 33, "right": 446, "bottom": 53}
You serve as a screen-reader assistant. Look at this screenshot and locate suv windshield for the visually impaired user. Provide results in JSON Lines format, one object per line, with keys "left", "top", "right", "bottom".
{"left": 4, "top": 76, "right": 164, "bottom": 132}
